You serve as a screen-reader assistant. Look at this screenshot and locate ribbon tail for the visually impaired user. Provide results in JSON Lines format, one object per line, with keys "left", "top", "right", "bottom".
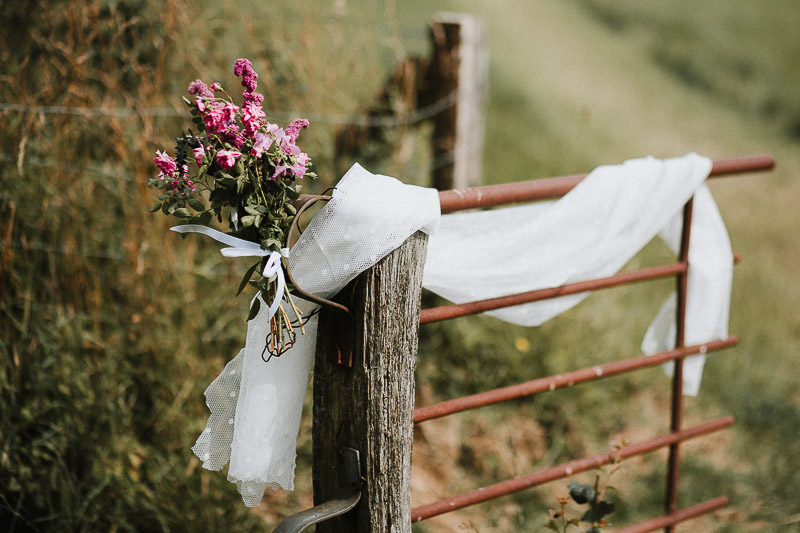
{"left": 264, "top": 253, "right": 286, "bottom": 320}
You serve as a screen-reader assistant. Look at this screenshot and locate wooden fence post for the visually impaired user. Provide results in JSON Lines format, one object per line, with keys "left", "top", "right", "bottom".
{"left": 312, "top": 231, "right": 428, "bottom": 532}
{"left": 333, "top": 14, "right": 487, "bottom": 191}
{"left": 429, "top": 13, "right": 488, "bottom": 191}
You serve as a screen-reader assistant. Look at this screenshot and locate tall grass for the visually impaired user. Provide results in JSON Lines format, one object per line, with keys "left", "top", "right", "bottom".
{"left": 2, "top": 0, "right": 799, "bottom": 532}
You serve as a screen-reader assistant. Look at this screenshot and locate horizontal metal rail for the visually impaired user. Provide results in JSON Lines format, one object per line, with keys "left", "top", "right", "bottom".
{"left": 615, "top": 496, "right": 729, "bottom": 533}
{"left": 410, "top": 417, "right": 733, "bottom": 523}
{"left": 414, "top": 336, "right": 737, "bottom": 423}
{"left": 438, "top": 155, "right": 774, "bottom": 213}
{"left": 420, "top": 262, "right": 687, "bottom": 325}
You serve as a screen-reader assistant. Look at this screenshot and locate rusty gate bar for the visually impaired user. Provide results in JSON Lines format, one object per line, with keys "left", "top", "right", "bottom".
{"left": 410, "top": 417, "right": 733, "bottom": 522}
{"left": 615, "top": 497, "right": 729, "bottom": 533}
{"left": 413, "top": 336, "right": 737, "bottom": 423}
{"left": 420, "top": 262, "right": 687, "bottom": 325}
{"left": 665, "top": 199, "right": 694, "bottom": 531}
{"left": 438, "top": 155, "right": 774, "bottom": 214}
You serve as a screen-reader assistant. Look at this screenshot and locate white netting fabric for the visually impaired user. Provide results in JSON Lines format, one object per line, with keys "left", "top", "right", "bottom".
{"left": 191, "top": 155, "right": 732, "bottom": 505}
{"left": 191, "top": 163, "right": 440, "bottom": 506}
{"left": 289, "top": 163, "right": 440, "bottom": 298}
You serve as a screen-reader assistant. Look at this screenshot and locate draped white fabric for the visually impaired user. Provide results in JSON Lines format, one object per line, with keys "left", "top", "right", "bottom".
{"left": 191, "top": 163, "right": 440, "bottom": 506}
{"left": 641, "top": 185, "right": 733, "bottom": 395}
{"left": 423, "top": 153, "right": 730, "bottom": 397}
{"left": 190, "top": 154, "right": 732, "bottom": 506}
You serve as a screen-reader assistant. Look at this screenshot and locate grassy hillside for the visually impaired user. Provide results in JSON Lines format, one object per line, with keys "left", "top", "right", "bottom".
{"left": 1, "top": 0, "right": 797, "bottom": 532}
{"left": 402, "top": 1, "right": 800, "bottom": 531}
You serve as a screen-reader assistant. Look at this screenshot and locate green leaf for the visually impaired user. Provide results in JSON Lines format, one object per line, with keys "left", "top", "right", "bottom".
{"left": 149, "top": 202, "right": 162, "bottom": 213}
{"left": 173, "top": 208, "right": 193, "bottom": 218}
{"left": 568, "top": 481, "right": 596, "bottom": 505}
{"left": 241, "top": 215, "right": 255, "bottom": 227}
{"left": 581, "top": 501, "right": 614, "bottom": 523}
{"left": 246, "top": 296, "right": 261, "bottom": 321}
{"left": 263, "top": 238, "right": 282, "bottom": 251}
{"left": 182, "top": 95, "right": 192, "bottom": 106}
{"left": 232, "top": 159, "right": 244, "bottom": 176}
{"left": 198, "top": 210, "right": 213, "bottom": 225}
{"left": 237, "top": 261, "right": 261, "bottom": 296}
{"left": 188, "top": 198, "right": 205, "bottom": 211}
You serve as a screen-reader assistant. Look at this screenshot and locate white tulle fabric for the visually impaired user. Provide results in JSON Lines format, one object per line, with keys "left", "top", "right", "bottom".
{"left": 191, "top": 163, "right": 440, "bottom": 506}
{"left": 192, "top": 154, "right": 732, "bottom": 506}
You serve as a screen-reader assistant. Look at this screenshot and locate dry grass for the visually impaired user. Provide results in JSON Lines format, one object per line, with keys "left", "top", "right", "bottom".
{"left": 2, "top": 0, "right": 799, "bottom": 531}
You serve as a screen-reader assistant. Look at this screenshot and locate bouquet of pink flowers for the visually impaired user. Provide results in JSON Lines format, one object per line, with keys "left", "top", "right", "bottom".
{"left": 149, "top": 58, "right": 316, "bottom": 358}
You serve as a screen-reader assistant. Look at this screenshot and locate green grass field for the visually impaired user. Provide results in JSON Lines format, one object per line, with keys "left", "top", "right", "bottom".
{"left": 1, "top": 1, "right": 798, "bottom": 531}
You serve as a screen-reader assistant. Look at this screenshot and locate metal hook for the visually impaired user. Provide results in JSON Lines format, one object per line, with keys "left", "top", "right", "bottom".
{"left": 272, "top": 447, "right": 362, "bottom": 533}
{"left": 285, "top": 193, "right": 356, "bottom": 366}
{"left": 284, "top": 193, "right": 351, "bottom": 316}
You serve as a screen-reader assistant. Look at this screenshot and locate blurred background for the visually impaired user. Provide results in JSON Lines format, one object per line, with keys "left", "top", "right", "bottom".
{"left": 1, "top": 0, "right": 798, "bottom": 531}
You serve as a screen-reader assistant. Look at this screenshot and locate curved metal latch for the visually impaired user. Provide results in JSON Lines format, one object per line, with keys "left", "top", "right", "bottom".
{"left": 273, "top": 447, "right": 362, "bottom": 533}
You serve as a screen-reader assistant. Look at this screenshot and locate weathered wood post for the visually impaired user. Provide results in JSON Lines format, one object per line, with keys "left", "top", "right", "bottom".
{"left": 429, "top": 13, "right": 488, "bottom": 191}
{"left": 332, "top": 14, "right": 487, "bottom": 191}
{"left": 312, "top": 231, "right": 428, "bottom": 532}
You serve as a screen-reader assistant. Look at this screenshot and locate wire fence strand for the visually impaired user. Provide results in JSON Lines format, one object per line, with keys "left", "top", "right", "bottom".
{"left": 0, "top": 87, "right": 461, "bottom": 127}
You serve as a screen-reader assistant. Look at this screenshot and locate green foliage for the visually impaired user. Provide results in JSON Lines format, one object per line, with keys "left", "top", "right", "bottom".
{"left": 545, "top": 461, "right": 620, "bottom": 532}
{"left": 2, "top": 0, "right": 800, "bottom": 532}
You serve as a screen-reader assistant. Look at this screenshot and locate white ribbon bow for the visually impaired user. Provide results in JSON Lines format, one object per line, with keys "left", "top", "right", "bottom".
{"left": 170, "top": 225, "right": 290, "bottom": 319}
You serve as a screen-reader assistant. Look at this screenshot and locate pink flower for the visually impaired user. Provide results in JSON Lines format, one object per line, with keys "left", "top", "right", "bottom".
{"left": 195, "top": 99, "right": 206, "bottom": 113}
{"left": 233, "top": 58, "right": 252, "bottom": 77}
{"left": 210, "top": 83, "right": 221, "bottom": 92}
{"left": 216, "top": 150, "right": 241, "bottom": 170}
{"left": 202, "top": 101, "right": 238, "bottom": 134}
{"left": 271, "top": 165, "right": 291, "bottom": 181}
{"left": 222, "top": 125, "right": 244, "bottom": 148}
{"left": 284, "top": 118, "right": 309, "bottom": 145}
{"left": 283, "top": 141, "right": 300, "bottom": 157}
{"left": 291, "top": 152, "right": 310, "bottom": 178}
{"left": 187, "top": 79, "right": 214, "bottom": 98}
{"left": 242, "top": 101, "right": 266, "bottom": 137}
{"left": 153, "top": 150, "right": 177, "bottom": 175}
{"left": 203, "top": 107, "right": 226, "bottom": 133}
{"left": 164, "top": 165, "right": 195, "bottom": 198}
{"left": 266, "top": 122, "right": 284, "bottom": 137}
{"left": 220, "top": 101, "right": 238, "bottom": 122}
{"left": 233, "top": 58, "right": 258, "bottom": 92}
{"left": 243, "top": 91, "right": 264, "bottom": 104}
{"left": 193, "top": 146, "right": 206, "bottom": 167}
{"left": 250, "top": 132, "right": 273, "bottom": 158}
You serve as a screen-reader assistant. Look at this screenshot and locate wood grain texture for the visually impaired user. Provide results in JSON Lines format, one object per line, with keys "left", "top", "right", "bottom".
{"left": 313, "top": 231, "right": 428, "bottom": 532}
